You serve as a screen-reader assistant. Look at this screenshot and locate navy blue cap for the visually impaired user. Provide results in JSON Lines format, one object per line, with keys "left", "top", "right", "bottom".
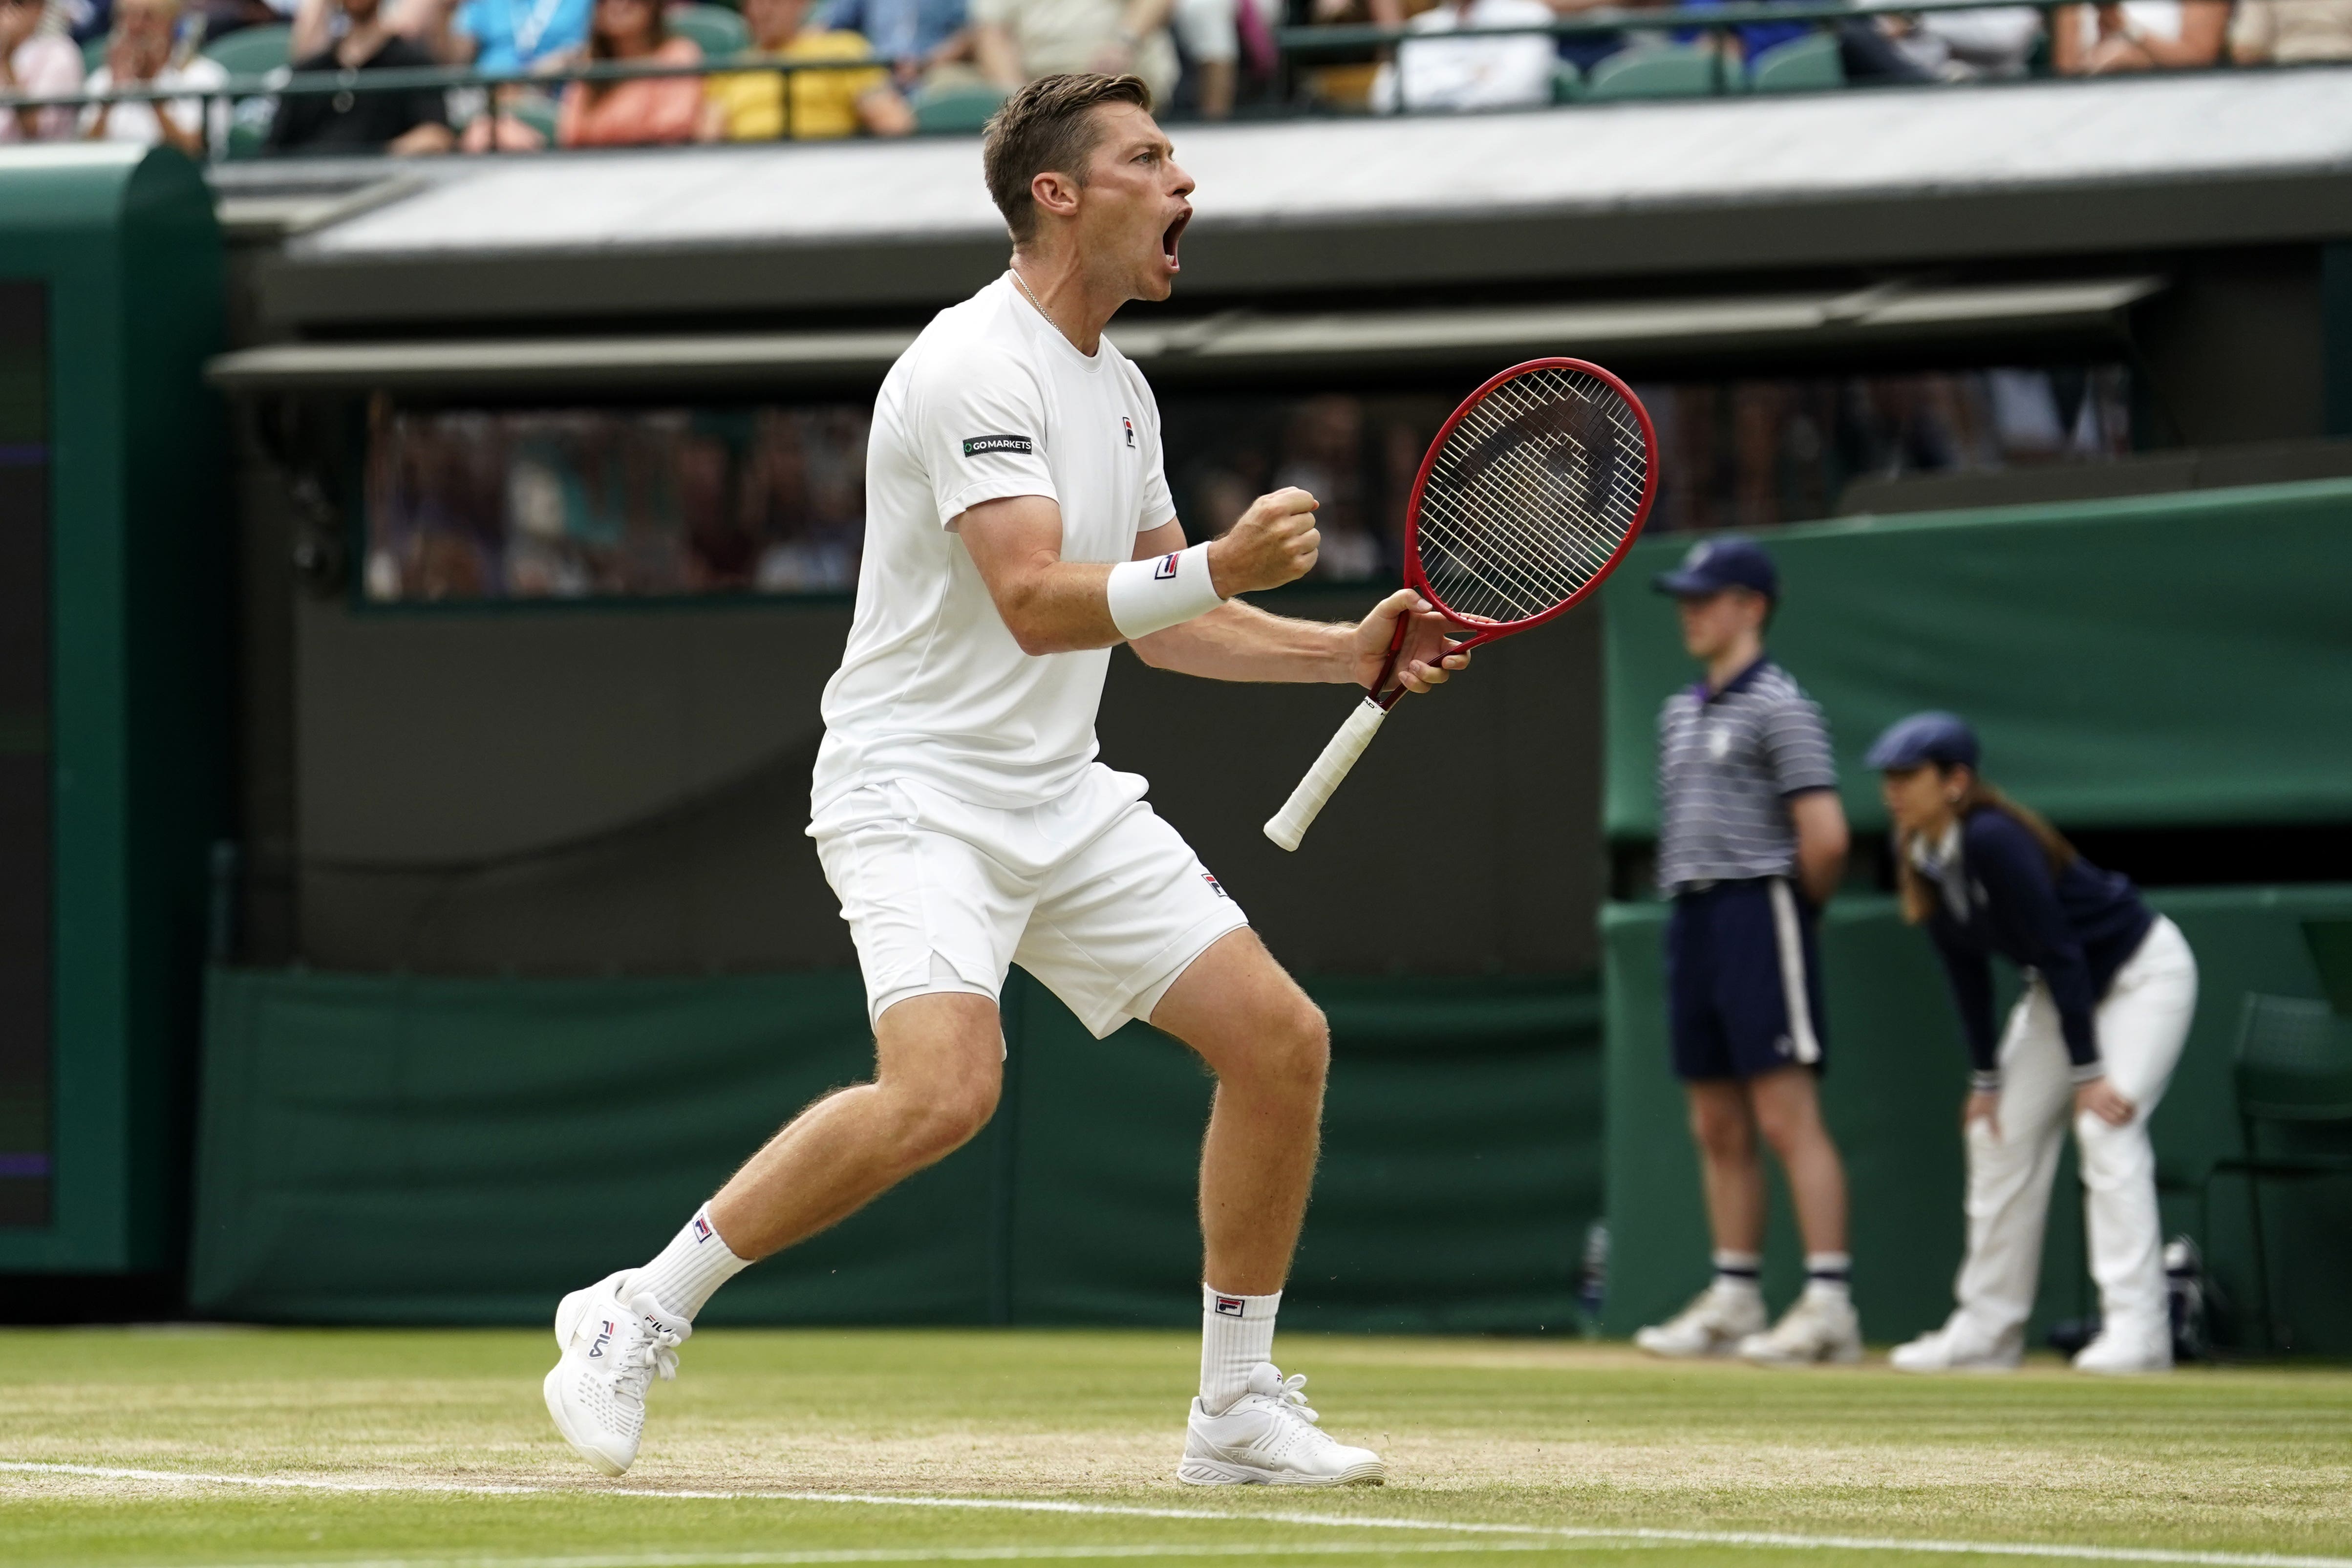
{"left": 1653, "top": 535, "right": 1778, "bottom": 601}
{"left": 1866, "top": 711, "right": 1980, "bottom": 772}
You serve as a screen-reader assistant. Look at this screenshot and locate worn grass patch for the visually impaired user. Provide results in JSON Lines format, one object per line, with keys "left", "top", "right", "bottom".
{"left": 1, "top": 1328, "right": 2346, "bottom": 1567}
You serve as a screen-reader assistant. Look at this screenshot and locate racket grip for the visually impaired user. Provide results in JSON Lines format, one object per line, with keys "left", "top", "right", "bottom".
{"left": 1263, "top": 697, "right": 1390, "bottom": 852}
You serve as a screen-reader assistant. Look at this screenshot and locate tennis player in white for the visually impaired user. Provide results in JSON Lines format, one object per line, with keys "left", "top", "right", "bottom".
{"left": 545, "top": 71, "right": 1469, "bottom": 1486}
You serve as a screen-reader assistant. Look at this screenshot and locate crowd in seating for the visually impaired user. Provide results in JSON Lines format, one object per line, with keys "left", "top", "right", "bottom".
{"left": 1, "top": 0, "right": 2348, "bottom": 156}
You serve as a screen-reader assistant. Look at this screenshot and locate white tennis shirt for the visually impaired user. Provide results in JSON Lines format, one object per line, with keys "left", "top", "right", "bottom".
{"left": 812, "top": 274, "right": 1178, "bottom": 815}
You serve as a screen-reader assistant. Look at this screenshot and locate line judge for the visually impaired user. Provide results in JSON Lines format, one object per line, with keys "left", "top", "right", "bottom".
{"left": 542, "top": 72, "right": 1471, "bottom": 1485}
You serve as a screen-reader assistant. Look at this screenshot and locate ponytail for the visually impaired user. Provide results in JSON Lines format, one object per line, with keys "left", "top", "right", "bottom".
{"left": 1895, "top": 774, "right": 2076, "bottom": 925}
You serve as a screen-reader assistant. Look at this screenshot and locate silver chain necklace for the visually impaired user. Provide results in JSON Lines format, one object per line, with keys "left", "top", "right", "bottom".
{"left": 1010, "top": 266, "right": 1078, "bottom": 349}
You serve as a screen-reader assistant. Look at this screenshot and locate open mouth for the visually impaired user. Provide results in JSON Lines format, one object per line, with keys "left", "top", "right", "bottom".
{"left": 1161, "top": 211, "right": 1190, "bottom": 269}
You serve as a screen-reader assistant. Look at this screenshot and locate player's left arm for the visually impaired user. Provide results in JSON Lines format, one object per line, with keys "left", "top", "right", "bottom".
{"left": 1126, "top": 520, "right": 1471, "bottom": 694}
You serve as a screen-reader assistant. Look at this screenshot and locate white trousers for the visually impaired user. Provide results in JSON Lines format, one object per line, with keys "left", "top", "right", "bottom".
{"left": 1946, "top": 916, "right": 2198, "bottom": 1353}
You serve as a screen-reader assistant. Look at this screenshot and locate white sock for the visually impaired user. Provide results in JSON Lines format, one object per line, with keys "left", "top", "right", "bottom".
{"left": 1200, "top": 1283, "right": 1281, "bottom": 1415}
{"left": 632, "top": 1203, "right": 751, "bottom": 1320}
{"left": 1804, "top": 1251, "right": 1852, "bottom": 1304}
{"left": 1712, "top": 1249, "right": 1763, "bottom": 1299}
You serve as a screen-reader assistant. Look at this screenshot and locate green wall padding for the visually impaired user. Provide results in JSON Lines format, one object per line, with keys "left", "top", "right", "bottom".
{"left": 191, "top": 969, "right": 1600, "bottom": 1329}
{"left": 1603, "top": 479, "right": 2352, "bottom": 838}
{"left": 1603, "top": 887, "right": 2352, "bottom": 1354}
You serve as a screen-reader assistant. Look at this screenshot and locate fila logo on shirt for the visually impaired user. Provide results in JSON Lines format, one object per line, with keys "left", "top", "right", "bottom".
{"left": 1154, "top": 552, "right": 1181, "bottom": 580}
{"left": 1202, "top": 872, "right": 1230, "bottom": 900}
{"left": 693, "top": 1214, "right": 714, "bottom": 1244}
{"left": 1214, "top": 1295, "right": 1246, "bottom": 1316}
{"left": 1122, "top": 416, "right": 1136, "bottom": 449}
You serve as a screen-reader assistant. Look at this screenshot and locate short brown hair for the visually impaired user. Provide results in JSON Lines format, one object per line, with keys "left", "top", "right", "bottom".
{"left": 982, "top": 73, "right": 1155, "bottom": 246}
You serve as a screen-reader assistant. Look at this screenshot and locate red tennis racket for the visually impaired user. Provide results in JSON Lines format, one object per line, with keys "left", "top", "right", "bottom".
{"left": 1263, "top": 359, "right": 1658, "bottom": 851}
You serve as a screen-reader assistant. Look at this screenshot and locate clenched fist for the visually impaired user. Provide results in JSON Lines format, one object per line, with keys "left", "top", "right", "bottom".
{"left": 1207, "top": 488, "right": 1320, "bottom": 597}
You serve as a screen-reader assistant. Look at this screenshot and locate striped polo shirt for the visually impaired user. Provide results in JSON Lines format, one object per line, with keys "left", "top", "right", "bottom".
{"left": 1656, "top": 656, "right": 1839, "bottom": 894}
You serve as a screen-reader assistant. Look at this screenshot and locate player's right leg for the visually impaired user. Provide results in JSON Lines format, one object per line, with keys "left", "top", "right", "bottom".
{"left": 1637, "top": 891, "right": 1769, "bottom": 1358}
{"left": 544, "top": 993, "right": 1005, "bottom": 1475}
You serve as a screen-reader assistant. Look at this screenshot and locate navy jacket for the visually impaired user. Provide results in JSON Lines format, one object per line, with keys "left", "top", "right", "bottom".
{"left": 1914, "top": 807, "right": 2154, "bottom": 1084}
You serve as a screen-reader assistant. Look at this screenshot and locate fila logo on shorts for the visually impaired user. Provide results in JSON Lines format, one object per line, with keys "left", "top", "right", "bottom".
{"left": 1122, "top": 416, "right": 1136, "bottom": 448}
{"left": 1214, "top": 1295, "right": 1245, "bottom": 1316}
{"left": 1202, "top": 872, "right": 1229, "bottom": 899}
{"left": 692, "top": 1215, "right": 714, "bottom": 1244}
{"left": 962, "top": 434, "right": 1033, "bottom": 456}
{"left": 1154, "top": 552, "right": 1181, "bottom": 580}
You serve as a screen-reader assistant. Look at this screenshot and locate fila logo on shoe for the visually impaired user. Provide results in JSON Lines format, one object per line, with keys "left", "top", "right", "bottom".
{"left": 589, "top": 1319, "right": 615, "bottom": 1359}
{"left": 1214, "top": 1295, "right": 1245, "bottom": 1316}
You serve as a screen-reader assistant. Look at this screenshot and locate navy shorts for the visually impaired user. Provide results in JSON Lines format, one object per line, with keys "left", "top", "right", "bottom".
{"left": 1666, "top": 877, "right": 1828, "bottom": 1081}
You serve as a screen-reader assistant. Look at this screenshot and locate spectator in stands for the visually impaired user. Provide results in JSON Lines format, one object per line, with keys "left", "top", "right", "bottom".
{"left": 402, "top": 0, "right": 591, "bottom": 149}
{"left": 0, "top": 0, "right": 84, "bottom": 141}
{"left": 2231, "top": 0, "right": 2352, "bottom": 62}
{"left": 556, "top": 0, "right": 701, "bottom": 145}
{"left": 1369, "top": 0, "right": 1555, "bottom": 113}
{"left": 78, "top": 0, "right": 224, "bottom": 154}
{"left": 820, "top": 0, "right": 974, "bottom": 89}
{"left": 1882, "top": 6, "right": 2042, "bottom": 78}
{"left": 1170, "top": 0, "right": 1236, "bottom": 116}
{"left": 701, "top": 0, "right": 913, "bottom": 140}
{"left": 269, "top": 0, "right": 454, "bottom": 151}
{"left": 971, "top": 0, "right": 1178, "bottom": 107}
{"left": 2053, "top": 0, "right": 2227, "bottom": 71}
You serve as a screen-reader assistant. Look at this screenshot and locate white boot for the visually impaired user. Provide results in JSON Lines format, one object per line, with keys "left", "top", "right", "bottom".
{"left": 542, "top": 1271, "right": 691, "bottom": 1476}
{"left": 1178, "top": 1362, "right": 1385, "bottom": 1486}
{"left": 1633, "top": 1284, "right": 1767, "bottom": 1358}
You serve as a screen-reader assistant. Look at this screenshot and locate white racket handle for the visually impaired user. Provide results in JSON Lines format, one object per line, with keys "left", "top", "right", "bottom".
{"left": 1263, "top": 697, "right": 1390, "bottom": 852}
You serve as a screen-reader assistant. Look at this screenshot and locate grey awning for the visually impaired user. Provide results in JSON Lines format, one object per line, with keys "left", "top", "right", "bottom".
{"left": 206, "top": 275, "right": 2163, "bottom": 392}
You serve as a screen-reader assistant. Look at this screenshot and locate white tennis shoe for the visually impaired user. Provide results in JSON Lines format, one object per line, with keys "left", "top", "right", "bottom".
{"left": 2073, "top": 1324, "right": 2172, "bottom": 1375}
{"left": 1890, "top": 1317, "right": 2022, "bottom": 1373}
{"left": 1634, "top": 1284, "right": 1767, "bottom": 1358}
{"left": 1178, "top": 1362, "right": 1386, "bottom": 1486}
{"left": 1737, "top": 1290, "right": 1863, "bottom": 1366}
{"left": 543, "top": 1270, "right": 691, "bottom": 1476}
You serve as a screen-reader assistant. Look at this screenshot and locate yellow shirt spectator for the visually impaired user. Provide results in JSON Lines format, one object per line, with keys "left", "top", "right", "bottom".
{"left": 706, "top": 28, "right": 892, "bottom": 140}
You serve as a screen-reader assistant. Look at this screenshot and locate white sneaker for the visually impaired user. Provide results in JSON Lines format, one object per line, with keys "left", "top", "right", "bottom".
{"left": 1737, "top": 1289, "right": 1862, "bottom": 1366}
{"left": 542, "top": 1270, "right": 691, "bottom": 1476}
{"left": 1890, "top": 1319, "right": 2021, "bottom": 1374}
{"left": 2073, "top": 1326, "right": 2172, "bottom": 1375}
{"left": 1633, "top": 1284, "right": 1767, "bottom": 1358}
{"left": 1177, "top": 1362, "right": 1386, "bottom": 1487}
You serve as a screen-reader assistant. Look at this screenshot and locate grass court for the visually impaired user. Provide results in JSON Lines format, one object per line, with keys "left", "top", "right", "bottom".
{"left": 3, "top": 1328, "right": 2347, "bottom": 1568}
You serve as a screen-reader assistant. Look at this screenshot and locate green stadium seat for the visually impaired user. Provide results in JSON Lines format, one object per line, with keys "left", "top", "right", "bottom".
{"left": 912, "top": 81, "right": 1007, "bottom": 135}
{"left": 1550, "top": 60, "right": 1583, "bottom": 103}
{"left": 1748, "top": 31, "right": 1843, "bottom": 92}
{"left": 665, "top": 3, "right": 749, "bottom": 58}
{"left": 1584, "top": 44, "right": 1719, "bottom": 101}
{"left": 201, "top": 22, "right": 292, "bottom": 78}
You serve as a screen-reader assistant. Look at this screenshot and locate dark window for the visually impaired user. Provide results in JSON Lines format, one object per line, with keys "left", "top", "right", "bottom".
{"left": 0, "top": 281, "right": 52, "bottom": 1229}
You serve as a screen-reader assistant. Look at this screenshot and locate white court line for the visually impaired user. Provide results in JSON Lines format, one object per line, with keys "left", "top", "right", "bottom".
{"left": 138, "top": 1547, "right": 1622, "bottom": 1568}
{"left": 5, "top": 1462, "right": 2349, "bottom": 1568}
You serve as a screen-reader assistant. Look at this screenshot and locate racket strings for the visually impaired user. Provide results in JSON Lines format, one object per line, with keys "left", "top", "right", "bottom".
{"left": 1416, "top": 366, "right": 1648, "bottom": 627}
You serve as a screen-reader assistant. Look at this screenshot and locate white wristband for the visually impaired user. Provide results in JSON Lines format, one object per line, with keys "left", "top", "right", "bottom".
{"left": 1106, "top": 541, "right": 1222, "bottom": 641}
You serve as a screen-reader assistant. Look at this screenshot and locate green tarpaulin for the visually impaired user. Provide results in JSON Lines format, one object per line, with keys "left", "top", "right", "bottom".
{"left": 191, "top": 969, "right": 1601, "bottom": 1330}
{"left": 1604, "top": 479, "right": 2352, "bottom": 838}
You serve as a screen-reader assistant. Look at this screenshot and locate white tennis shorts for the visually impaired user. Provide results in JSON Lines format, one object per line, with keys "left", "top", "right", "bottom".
{"left": 810, "top": 764, "right": 1249, "bottom": 1039}
{"left": 1172, "top": 0, "right": 1239, "bottom": 64}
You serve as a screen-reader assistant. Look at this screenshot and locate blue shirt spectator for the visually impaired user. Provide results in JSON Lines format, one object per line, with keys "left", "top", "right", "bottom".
{"left": 455, "top": 0, "right": 590, "bottom": 71}
{"left": 1676, "top": 0, "right": 1808, "bottom": 60}
{"left": 820, "top": 0, "right": 962, "bottom": 71}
